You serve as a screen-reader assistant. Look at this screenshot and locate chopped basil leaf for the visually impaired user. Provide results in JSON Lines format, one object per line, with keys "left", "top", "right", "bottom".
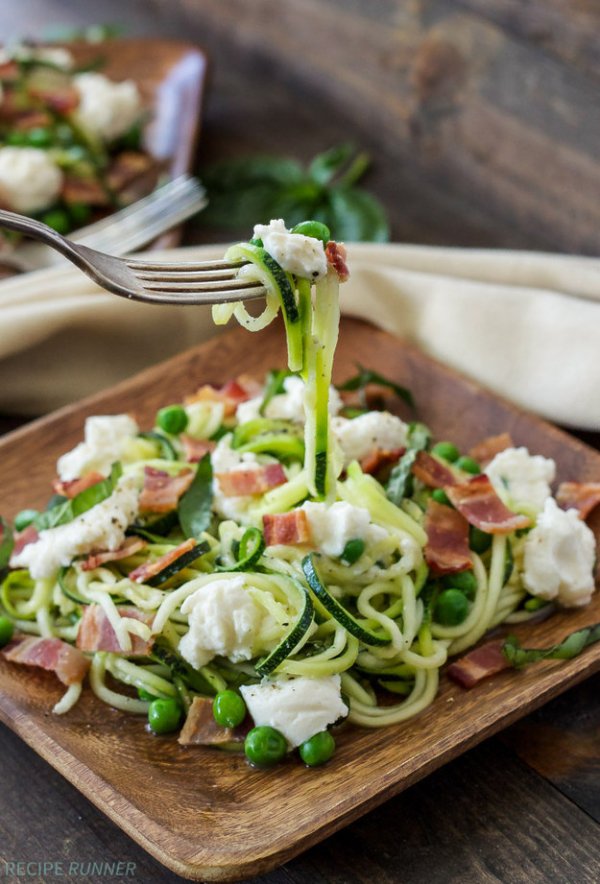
{"left": 178, "top": 453, "right": 213, "bottom": 539}
{"left": 337, "top": 365, "right": 414, "bottom": 408}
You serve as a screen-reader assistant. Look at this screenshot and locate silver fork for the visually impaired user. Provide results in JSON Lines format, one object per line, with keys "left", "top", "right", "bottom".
{"left": 0, "top": 209, "right": 267, "bottom": 305}
{"left": 5, "top": 175, "right": 208, "bottom": 271}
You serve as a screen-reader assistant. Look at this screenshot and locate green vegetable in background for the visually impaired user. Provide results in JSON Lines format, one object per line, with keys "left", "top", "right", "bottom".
{"left": 199, "top": 143, "right": 389, "bottom": 242}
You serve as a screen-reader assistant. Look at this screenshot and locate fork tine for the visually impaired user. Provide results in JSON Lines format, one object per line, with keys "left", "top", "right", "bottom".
{"left": 138, "top": 278, "right": 265, "bottom": 293}
{"left": 125, "top": 258, "right": 240, "bottom": 271}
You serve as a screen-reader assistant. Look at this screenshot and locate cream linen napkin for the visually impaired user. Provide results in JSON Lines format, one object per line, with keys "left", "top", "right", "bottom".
{"left": 0, "top": 243, "right": 599, "bottom": 429}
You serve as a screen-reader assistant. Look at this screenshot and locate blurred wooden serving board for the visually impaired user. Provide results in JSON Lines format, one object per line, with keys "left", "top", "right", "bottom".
{"left": 0, "top": 318, "right": 599, "bottom": 882}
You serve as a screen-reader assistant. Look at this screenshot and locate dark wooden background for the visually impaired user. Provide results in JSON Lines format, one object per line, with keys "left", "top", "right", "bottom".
{"left": 1, "top": 2, "right": 599, "bottom": 882}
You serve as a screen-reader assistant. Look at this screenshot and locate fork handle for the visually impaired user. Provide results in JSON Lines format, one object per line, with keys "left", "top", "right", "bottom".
{"left": 0, "top": 209, "right": 80, "bottom": 260}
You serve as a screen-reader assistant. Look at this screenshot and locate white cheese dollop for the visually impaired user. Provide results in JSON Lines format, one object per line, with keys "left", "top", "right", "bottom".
{"left": 300, "top": 500, "right": 387, "bottom": 557}
{"left": 57, "top": 414, "right": 139, "bottom": 481}
{"left": 211, "top": 435, "right": 262, "bottom": 521}
{"left": 10, "top": 475, "right": 140, "bottom": 579}
{"left": 1, "top": 45, "right": 74, "bottom": 69}
{"left": 485, "top": 447, "right": 555, "bottom": 515}
{"left": 331, "top": 411, "right": 409, "bottom": 466}
{"left": 74, "top": 72, "right": 141, "bottom": 142}
{"left": 0, "top": 147, "right": 63, "bottom": 214}
{"left": 523, "top": 497, "right": 596, "bottom": 607}
{"left": 240, "top": 675, "right": 348, "bottom": 749}
{"left": 178, "top": 575, "right": 269, "bottom": 669}
{"left": 253, "top": 219, "right": 328, "bottom": 280}
{"left": 236, "top": 375, "right": 342, "bottom": 425}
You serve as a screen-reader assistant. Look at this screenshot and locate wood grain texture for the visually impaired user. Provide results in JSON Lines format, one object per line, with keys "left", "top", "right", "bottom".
{"left": 0, "top": 318, "right": 599, "bottom": 881}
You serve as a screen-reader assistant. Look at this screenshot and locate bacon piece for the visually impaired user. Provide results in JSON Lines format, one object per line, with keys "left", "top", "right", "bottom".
{"left": 52, "top": 471, "right": 105, "bottom": 499}
{"left": 61, "top": 174, "right": 110, "bottom": 207}
{"left": 128, "top": 537, "right": 199, "bottom": 584}
{"left": 3, "top": 636, "right": 90, "bottom": 685}
{"left": 28, "top": 83, "right": 79, "bottom": 113}
{"left": 263, "top": 510, "right": 311, "bottom": 546}
{"left": 468, "top": 432, "right": 514, "bottom": 467}
{"left": 412, "top": 450, "right": 457, "bottom": 489}
{"left": 216, "top": 463, "right": 286, "bottom": 497}
{"left": 360, "top": 447, "right": 405, "bottom": 475}
{"left": 446, "top": 639, "right": 510, "bottom": 689}
{"left": 0, "top": 60, "right": 20, "bottom": 82}
{"left": 178, "top": 696, "right": 248, "bottom": 746}
{"left": 445, "top": 474, "right": 531, "bottom": 535}
{"left": 80, "top": 536, "right": 147, "bottom": 571}
{"left": 76, "top": 605, "right": 153, "bottom": 655}
{"left": 139, "top": 466, "right": 194, "bottom": 513}
{"left": 424, "top": 500, "right": 472, "bottom": 576}
{"left": 185, "top": 376, "right": 259, "bottom": 417}
{"left": 325, "top": 241, "right": 349, "bottom": 282}
{"left": 181, "top": 435, "right": 215, "bottom": 463}
{"left": 106, "top": 151, "right": 154, "bottom": 190}
{"left": 12, "top": 110, "right": 54, "bottom": 131}
{"left": 11, "top": 524, "right": 39, "bottom": 558}
{"left": 556, "top": 482, "right": 600, "bottom": 520}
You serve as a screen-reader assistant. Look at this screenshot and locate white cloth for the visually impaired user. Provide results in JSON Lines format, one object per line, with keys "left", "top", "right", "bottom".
{"left": 1, "top": 243, "right": 599, "bottom": 429}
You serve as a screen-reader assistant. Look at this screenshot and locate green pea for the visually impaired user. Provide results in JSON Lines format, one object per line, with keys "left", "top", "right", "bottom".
{"left": 456, "top": 455, "right": 481, "bottom": 475}
{"left": 148, "top": 698, "right": 182, "bottom": 734}
{"left": 292, "top": 220, "right": 331, "bottom": 244}
{"left": 41, "top": 208, "right": 71, "bottom": 235}
{"left": 213, "top": 690, "right": 246, "bottom": 729}
{"left": 298, "top": 730, "right": 335, "bottom": 767}
{"left": 244, "top": 726, "right": 288, "bottom": 767}
{"left": 14, "top": 509, "right": 38, "bottom": 531}
{"left": 69, "top": 202, "right": 92, "bottom": 227}
{"left": 443, "top": 570, "right": 477, "bottom": 599}
{"left": 431, "top": 489, "right": 451, "bottom": 506}
{"left": 340, "top": 538, "right": 365, "bottom": 565}
{"left": 469, "top": 526, "right": 492, "bottom": 554}
{"left": 156, "top": 404, "right": 188, "bottom": 435}
{"left": 138, "top": 687, "right": 157, "bottom": 702}
{"left": 434, "top": 589, "right": 469, "bottom": 626}
{"left": 524, "top": 597, "right": 549, "bottom": 612}
{"left": 26, "top": 127, "right": 52, "bottom": 148}
{"left": 431, "top": 441, "right": 460, "bottom": 463}
{"left": 0, "top": 617, "right": 14, "bottom": 648}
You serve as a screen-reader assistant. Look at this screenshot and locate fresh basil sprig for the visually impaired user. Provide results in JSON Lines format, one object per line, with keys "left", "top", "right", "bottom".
{"left": 386, "top": 422, "right": 432, "bottom": 506}
{"left": 503, "top": 623, "right": 600, "bottom": 669}
{"left": 199, "top": 143, "right": 389, "bottom": 242}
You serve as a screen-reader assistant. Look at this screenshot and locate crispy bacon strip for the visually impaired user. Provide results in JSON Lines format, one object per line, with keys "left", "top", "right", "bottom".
{"left": 62, "top": 174, "right": 110, "bottom": 206}
{"left": 216, "top": 463, "right": 286, "bottom": 497}
{"left": 412, "top": 450, "right": 457, "bottom": 489}
{"left": 446, "top": 640, "right": 510, "bottom": 689}
{"left": 139, "top": 466, "right": 194, "bottom": 513}
{"left": 2, "top": 636, "right": 89, "bottom": 685}
{"left": 424, "top": 500, "right": 472, "bottom": 576}
{"left": 80, "top": 536, "right": 148, "bottom": 571}
{"left": 185, "top": 376, "right": 259, "bottom": 416}
{"left": 180, "top": 435, "right": 215, "bottom": 463}
{"left": 445, "top": 474, "right": 531, "bottom": 535}
{"left": 263, "top": 510, "right": 311, "bottom": 546}
{"left": 178, "top": 696, "right": 247, "bottom": 746}
{"left": 52, "top": 471, "right": 105, "bottom": 499}
{"left": 468, "top": 432, "right": 514, "bottom": 467}
{"left": 76, "top": 605, "right": 153, "bottom": 655}
{"left": 11, "top": 524, "right": 39, "bottom": 558}
{"left": 360, "top": 447, "right": 405, "bottom": 476}
{"left": 128, "top": 537, "right": 199, "bottom": 584}
{"left": 325, "top": 241, "right": 349, "bottom": 282}
{"left": 556, "top": 482, "right": 600, "bottom": 521}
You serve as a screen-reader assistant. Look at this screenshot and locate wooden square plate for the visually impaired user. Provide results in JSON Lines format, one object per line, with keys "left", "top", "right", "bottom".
{"left": 0, "top": 318, "right": 599, "bottom": 881}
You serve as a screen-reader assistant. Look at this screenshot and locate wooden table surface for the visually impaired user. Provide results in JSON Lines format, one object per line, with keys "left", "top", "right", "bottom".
{"left": 1, "top": 2, "right": 599, "bottom": 883}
